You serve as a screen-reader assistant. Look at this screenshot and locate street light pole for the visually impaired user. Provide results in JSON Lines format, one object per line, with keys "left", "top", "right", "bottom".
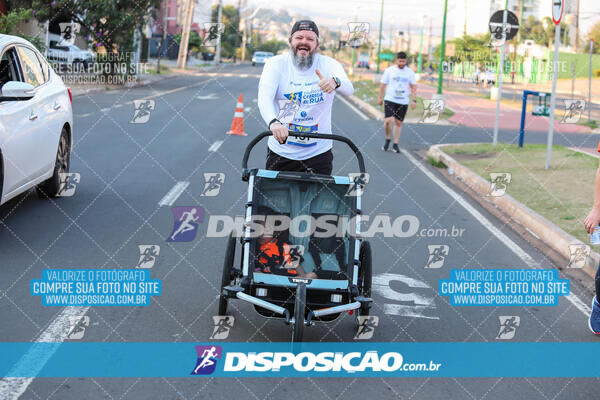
{"left": 418, "top": 15, "right": 424, "bottom": 74}
{"left": 437, "top": 0, "right": 448, "bottom": 94}
{"left": 545, "top": 22, "right": 561, "bottom": 170}
{"left": 492, "top": 1, "right": 509, "bottom": 146}
{"left": 376, "top": 0, "right": 384, "bottom": 73}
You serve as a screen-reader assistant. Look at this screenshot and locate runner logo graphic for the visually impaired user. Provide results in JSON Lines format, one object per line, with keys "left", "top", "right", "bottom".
{"left": 130, "top": 100, "right": 155, "bottom": 124}
{"left": 57, "top": 173, "right": 80, "bottom": 197}
{"left": 354, "top": 316, "right": 378, "bottom": 340}
{"left": 203, "top": 23, "right": 225, "bottom": 47}
{"left": 496, "top": 316, "right": 520, "bottom": 339}
{"left": 277, "top": 99, "right": 300, "bottom": 124}
{"left": 137, "top": 245, "right": 160, "bottom": 268}
{"left": 567, "top": 244, "right": 589, "bottom": 269}
{"left": 67, "top": 316, "right": 89, "bottom": 340}
{"left": 425, "top": 245, "right": 449, "bottom": 269}
{"left": 347, "top": 22, "right": 370, "bottom": 48}
{"left": 421, "top": 99, "right": 445, "bottom": 123}
{"left": 167, "top": 206, "right": 204, "bottom": 242}
{"left": 489, "top": 25, "right": 508, "bottom": 47}
{"left": 486, "top": 173, "right": 511, "bottom": 197}
{"left": 561, "top": 99, "right": 585, "bottom": 124}
{"left": 58, "top": 22, "right": 80, "bottom": 44}
{"left": 345, "top": 173, "right": 369, "bottom": 197}
{"left": 191, "top": 345, "right": 222, "bottom": 375}
{"left": 210, "top": 316, "right": 234, "bottom": 339}
{"left": 201, "top": 173, "right": 225, "bottom": 197}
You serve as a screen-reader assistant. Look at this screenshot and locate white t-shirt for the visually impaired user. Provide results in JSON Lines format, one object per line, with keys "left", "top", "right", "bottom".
{"left": 258, "top": 52, "right": 353, "bottom": 160}
{"left": 380, "top": 65, "right": 416, "bottom": 105}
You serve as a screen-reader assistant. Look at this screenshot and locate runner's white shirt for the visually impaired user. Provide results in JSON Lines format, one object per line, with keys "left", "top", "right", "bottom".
{"left": 381, "top": 65, "right": 416, "bottom": 105}
{"left": 258, "top": 52, "right": 353, "bottom": 160}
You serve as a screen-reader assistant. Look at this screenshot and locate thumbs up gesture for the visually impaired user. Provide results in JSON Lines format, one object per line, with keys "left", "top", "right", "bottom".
{"left": 316, "top": 69, "right": 337, "bottom": 94}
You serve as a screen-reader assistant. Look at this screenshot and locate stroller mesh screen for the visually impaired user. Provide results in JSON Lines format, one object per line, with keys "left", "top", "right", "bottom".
{"left": 254, "top": 178, "right": 353, "bottom": 278}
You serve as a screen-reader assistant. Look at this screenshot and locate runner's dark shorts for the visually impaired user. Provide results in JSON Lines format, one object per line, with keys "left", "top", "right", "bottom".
{"left": 266, "top": 148, "right": 333, "bottom": 175}
{"left": 384, "top": 100, "right": 408, "bottom": 121}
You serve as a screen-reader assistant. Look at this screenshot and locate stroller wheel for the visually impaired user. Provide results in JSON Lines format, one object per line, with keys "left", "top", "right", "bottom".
{"left": 219, "top": 231, "right": 237, "bottom": 315}
{"left": 291, "top": 283, "right": 306, "bottom": 342}
{"left": 357, "top": 240, "right": 372, "bottom": 318}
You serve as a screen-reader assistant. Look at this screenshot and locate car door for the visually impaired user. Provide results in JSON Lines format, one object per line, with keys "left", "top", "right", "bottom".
{"left": 0, "top": 45, "right": 37, "bottom": 199}
{"left": 16, "top": 45, "right": 61, "bottom": 181}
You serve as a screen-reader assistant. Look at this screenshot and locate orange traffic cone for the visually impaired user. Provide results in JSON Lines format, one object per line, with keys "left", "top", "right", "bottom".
{"left": 226, "top": 94, "right": 247, "bottom": 136}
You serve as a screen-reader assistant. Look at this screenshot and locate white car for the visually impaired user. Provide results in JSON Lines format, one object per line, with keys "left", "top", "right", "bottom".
{"left": 0, "top": 34, "right": 74, "bottom": 205}
{"left": 47, "top": 40, "right": 95, "bottom": 70}
{"left": 251, "top": 51, "right": 273, "bottom": 66}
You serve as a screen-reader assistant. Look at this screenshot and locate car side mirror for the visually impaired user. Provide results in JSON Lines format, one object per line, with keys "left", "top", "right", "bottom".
{"left": 0, "top": 81, "right": 35, "bottom": 101}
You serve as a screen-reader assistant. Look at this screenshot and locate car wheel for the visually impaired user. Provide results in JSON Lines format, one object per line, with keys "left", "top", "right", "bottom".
{"left": 37, "top": 127, "right": 70, "bottom": 198}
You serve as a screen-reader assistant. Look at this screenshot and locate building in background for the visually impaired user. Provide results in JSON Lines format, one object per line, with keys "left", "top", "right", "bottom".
{"left": 150, "top": 0, "right": 213, "bottom": 59}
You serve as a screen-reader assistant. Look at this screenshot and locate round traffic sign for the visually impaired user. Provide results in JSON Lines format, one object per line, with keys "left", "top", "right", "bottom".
{"left": 552, "top": 0, "right": 564, "bottom": 25}
{"left": 489, "top": 10, "right": 520, "bottom": 41}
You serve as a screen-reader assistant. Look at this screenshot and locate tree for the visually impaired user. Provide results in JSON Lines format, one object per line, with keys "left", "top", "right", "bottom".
{"left": 13, "top": 0, "right": 159, "bottom": 75}
{"left": 174, "top": 30, "right": 206, "bottom": 56}
{"left": 0, "top": 7, "right": 44, "bottom": 50}
{"left": 256, "top": 39, "right": 286, "bottom": 54}
{"left": 586, "top": 21, "right": 600, "bottom": 54}
{"left": 211, "top": 4, "right": 241, "bottom": 59}
{"left": 521, "top": 16, "right": 569, "bottom": 46}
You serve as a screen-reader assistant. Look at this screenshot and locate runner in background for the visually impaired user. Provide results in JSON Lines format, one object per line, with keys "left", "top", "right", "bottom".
{"left": 378, "top": 51, "right": 417, "bottom": 153}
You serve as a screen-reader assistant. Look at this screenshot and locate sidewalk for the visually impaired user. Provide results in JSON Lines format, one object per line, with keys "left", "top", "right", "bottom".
{"left": 418, "top": 84, "right": 592, "bottom": 134}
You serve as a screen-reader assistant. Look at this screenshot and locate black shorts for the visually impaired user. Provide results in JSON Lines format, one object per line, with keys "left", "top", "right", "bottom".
{"left": 384, "top": 100, "right": 408, "bottom": 121}
{"left": 265, "top": 148, "right": 333, "bottom": 175}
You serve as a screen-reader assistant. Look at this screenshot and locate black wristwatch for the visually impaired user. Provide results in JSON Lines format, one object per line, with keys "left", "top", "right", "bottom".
{"left": 268, "top": 118, "right": 281, "bottom": 129}
{"left": 332, "top": 76, "right": 341, "bottom": 89}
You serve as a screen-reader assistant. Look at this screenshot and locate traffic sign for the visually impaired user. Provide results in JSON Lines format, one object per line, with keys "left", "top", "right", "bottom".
{"left": 552, "top": 0, "right": 564, "bottom": 25}
{"left": 489, "top": 10, "right": 519, "bottom": 41}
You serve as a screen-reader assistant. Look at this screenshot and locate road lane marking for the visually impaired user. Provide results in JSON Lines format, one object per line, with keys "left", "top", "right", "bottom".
{"left": 400, "top": 149, "right": 591, "bottom": 316}
{"left": 372, "top": 273, "right": 438, "bottom": 320}
{"left": 337, "top": 95, "right": 369, "bottom": 120}
{"left": 158, "top": 181, "right": 190, "bottom": 206}
{"left": 197, "top": 93, "right": 218, "bottom": 100}
{"left": 0, "top": 306, "right": 89, "bottom": 400}
{"left": 208, "top": 140, "right": 223, "bottom": 152}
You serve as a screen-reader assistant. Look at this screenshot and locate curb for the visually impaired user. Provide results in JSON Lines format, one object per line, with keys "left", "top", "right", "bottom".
{"left": 427, "top": 143, "right": 599, "bottom": 280}
{"left": 345, "top": 94, "right": 454, "bottom": 125}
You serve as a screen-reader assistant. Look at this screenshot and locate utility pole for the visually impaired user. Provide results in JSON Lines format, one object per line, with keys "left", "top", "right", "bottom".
{"left": 418, "top": 15, "right": 424, "bottom": 73}
{"left": 427, "top": 17, "right": 432, "bottom": 62}
{"left": 574, "top": 0, "right": 580, "bottom": 52}
{"left": 588, "top": 40, "right": 593, "bottom": 122}
{"left": 234, "top": 0, "right": 241, "bottom": 62}
{"left": 376, "top": 0, "right": 384, "bottom": 73}
{"left": 437, "top": 0, "right": 448, "bottom": 94}
{"left": 156, "top": 0, "right": 168, "bottom": 74}
{"left": 215, "top": 0, "right": 223, "bottom": 64}
{"left": 176, "top": 0, "right": 194, "bottom": 69}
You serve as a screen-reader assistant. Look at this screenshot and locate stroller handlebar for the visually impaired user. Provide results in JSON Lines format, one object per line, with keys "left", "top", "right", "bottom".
{"left": 241, "top": 131, "right": 366, "bottom": 180}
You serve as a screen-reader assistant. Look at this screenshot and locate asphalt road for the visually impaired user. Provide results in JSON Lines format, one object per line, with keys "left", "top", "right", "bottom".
{"left": 1, "top": 63, "right": 599, "bottom": 399}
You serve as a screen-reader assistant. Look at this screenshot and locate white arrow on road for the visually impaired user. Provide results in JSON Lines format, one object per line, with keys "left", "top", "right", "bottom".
{"left": 197, "top": 93, "right": 218, "bottom": 100}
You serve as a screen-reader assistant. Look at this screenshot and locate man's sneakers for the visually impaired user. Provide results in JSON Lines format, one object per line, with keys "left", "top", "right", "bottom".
{"left": 382, "top": 140, "right": 400, "bottom": 153}
{"left": 589, "top": 296, "right": 600, "bottom": 335}
{"left": 382, "top": 139, "right": 390, "bottom": 151}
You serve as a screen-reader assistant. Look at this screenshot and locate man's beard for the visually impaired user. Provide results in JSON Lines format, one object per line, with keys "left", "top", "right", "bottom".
{"left": 291, "top": 45, "right": 317, "bottom": 70}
